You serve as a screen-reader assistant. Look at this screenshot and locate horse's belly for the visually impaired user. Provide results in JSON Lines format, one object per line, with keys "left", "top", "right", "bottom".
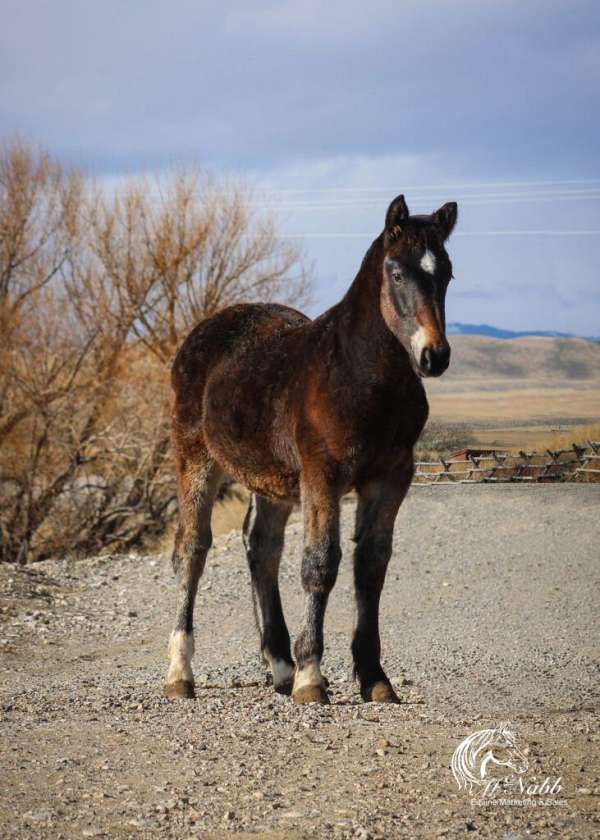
{"left": 208, "top": 434, "right": 300, "bottom": 502}
{"left": 207, "top": 438, "right": 300, "bottom": 502}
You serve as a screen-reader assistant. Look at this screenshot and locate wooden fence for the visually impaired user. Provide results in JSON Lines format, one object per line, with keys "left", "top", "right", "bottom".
{"left": 413, "top": 442, "right": 600, "bottom": 485}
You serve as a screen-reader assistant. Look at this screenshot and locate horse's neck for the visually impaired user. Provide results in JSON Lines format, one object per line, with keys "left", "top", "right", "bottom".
{"left": 339, "top": 235, "right": 384, "bottom": 334}
{"left": 329, "top": 235, "right": 414, "bottom": 383}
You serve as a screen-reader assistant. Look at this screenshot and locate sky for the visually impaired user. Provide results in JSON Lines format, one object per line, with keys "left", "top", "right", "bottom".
{"left": 1, "top": 0, "right": 599, "bottom": 334}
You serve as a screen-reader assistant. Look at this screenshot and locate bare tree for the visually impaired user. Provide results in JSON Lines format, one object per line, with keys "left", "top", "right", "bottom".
{"left": 0, "top": 142, "right": 310, "bottom": 564}
{"left": 84, "top": 170, "right": 308, "bottom": 361}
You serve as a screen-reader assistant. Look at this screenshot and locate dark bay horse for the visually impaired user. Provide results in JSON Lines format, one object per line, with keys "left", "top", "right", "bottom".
{"left": 164, "top": 194, "right": 457, "bottom": 704}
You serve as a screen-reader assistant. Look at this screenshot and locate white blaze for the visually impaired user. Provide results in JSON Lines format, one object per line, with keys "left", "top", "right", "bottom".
{"left": 420, "top": 249, "right": 436, "bottom": 274}
{"left": 410, "top": 327, "right": 429, "bottom": 362}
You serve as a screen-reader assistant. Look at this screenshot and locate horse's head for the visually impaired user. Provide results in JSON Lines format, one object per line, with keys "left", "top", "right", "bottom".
{"left": 380, "top": 194, "right": 457, "bottom": 378}
{"left": 484, "top": 723, "right": 529, "bottom": 777}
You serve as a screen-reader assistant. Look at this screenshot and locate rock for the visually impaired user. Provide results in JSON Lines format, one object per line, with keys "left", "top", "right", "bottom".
{"left": 23, "top": 809, "right": 54, "bottom": 823}
{"left": 127, "top": 817, "right": 153, "bottom": 830}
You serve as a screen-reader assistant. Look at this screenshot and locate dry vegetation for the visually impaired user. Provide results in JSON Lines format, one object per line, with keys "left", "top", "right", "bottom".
{"left": 423, "top": 336, "right": 600, "bottom": 454}
{"left": 0, "top": 141, "right": 309, "bottom": 564}
{"left": 415, "top": 420, "right": 600, "bottom": 460}
{"left": 413, "top": 421, "right": 473, "bottom": 460}
{"left": 527, "top": 421, "right": 600, "bottom": 451}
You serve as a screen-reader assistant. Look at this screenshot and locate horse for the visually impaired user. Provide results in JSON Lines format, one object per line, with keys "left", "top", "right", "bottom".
{"left": 164, "top": 194, "right": 457, "bottom": 704}
{"left": 451, "top": 723, "right": 529, "bottom": 791}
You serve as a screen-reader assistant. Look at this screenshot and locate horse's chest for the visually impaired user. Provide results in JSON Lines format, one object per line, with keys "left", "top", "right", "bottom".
{"left": 342, "top": 382, "right": 427, "bottom": 450}
{"left": 315, "top": 379, "right": 428, "bottom": 480}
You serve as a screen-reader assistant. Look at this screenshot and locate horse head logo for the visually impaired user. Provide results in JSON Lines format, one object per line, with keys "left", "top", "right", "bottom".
{"left": 451, "top": 722, "right": 529, "bottom": 791}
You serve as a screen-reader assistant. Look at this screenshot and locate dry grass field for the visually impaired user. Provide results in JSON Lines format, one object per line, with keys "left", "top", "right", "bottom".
{"left": 425, "top": 335, "right": 600, "bottom": 451}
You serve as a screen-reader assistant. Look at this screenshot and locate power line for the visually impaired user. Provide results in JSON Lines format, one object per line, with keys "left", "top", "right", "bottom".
{"left": 248, "top": 189, "right": 600, "bottom": 211}
{"left": 275, "top": 229, "right": 600, "bottom": 239}
{"left": 245, "top": 177, "right": 600, "bottom": 195}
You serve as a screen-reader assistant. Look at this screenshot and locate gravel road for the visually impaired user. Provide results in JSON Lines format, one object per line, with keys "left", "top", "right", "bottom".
{"left": 1, "top": 485, "right": 599, "bottom": 839}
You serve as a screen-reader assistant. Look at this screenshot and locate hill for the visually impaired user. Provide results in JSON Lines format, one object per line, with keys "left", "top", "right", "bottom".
{"left": 441, "top": 335, "right": 600, "bottom": 382}
{"left": 424, "top": 335, "right": 600, "bottom": 445}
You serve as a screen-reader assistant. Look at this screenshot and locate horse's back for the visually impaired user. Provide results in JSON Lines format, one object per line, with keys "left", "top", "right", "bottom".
{"left": 172, "top": 303, "right": 309, "bottom": 391}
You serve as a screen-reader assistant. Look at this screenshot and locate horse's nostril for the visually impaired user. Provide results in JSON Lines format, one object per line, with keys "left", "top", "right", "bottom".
{"left": 420, "top": 347, "right": 432, "bottom": 374}
{"left": 439, "top": 344, "right": 451, "bottom": 370}
{"left": 420, "top": 345, "right": 450, "bottom": 376}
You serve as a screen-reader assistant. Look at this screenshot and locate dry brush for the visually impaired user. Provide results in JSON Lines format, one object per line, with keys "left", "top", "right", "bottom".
{"left": 0, "top": 141, "right": 309, "bottom": 563}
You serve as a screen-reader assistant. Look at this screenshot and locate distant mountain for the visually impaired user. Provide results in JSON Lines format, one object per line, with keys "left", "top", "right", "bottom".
{"left": 439, "top": 335, "right": 600, "bottom": 381}
{"left": 446, "top": 323, "right": 599, "bottom": 342}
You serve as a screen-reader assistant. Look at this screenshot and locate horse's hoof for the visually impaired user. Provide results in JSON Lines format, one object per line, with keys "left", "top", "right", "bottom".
{"left": 274, "top": 677, "right": 294, "bottom": 696}
{"left": 292, "top": 684, "right": 330, "bottom": 705}
{"left": 363, "top": 681, "right": 400, "bottom": 704}
{"left": 164, "top": 680, "right": 195, "bottom": 699}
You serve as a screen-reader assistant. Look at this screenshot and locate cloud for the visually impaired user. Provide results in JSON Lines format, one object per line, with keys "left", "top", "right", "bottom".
{"left": 2, "top": 1, "right": 599, "bottom": 176}
{"left": 4, "top": 1, "right": 599, "bottom": 333}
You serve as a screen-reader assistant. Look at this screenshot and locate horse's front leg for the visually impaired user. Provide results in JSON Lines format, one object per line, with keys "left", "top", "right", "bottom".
{"left": 352, "top": 465, "right": 413, "bottom": 703}
{"left": 292, "top": 478, "right": 341, "bottom": 705}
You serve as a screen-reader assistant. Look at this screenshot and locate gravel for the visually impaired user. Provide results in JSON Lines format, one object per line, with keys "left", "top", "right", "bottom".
{"left": 1, "top": 484, "right": 599, "bottom": 839}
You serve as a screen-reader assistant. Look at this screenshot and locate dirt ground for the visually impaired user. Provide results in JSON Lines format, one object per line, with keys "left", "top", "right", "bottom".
{"left": 1, "top": 485, "right": 599, "bottom": 839}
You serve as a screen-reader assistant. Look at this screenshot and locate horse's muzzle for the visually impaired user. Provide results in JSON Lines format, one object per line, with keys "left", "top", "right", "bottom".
{"left": 419, "top": 344, "right": 451, "bottom": 377}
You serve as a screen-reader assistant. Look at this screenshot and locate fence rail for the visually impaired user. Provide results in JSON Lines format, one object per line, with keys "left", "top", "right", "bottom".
{"left": 414, "top": 442, "right": 600, "bottom": 485}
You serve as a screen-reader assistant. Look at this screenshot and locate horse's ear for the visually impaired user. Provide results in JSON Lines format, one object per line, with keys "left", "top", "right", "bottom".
{"left": 385, "top": 194, "right": 410, "bottom": 239}
{"left": 432, "top": 201, "right": 458, "bottom": 240}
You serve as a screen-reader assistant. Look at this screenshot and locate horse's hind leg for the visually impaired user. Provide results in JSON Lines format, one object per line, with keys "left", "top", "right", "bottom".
{"left": 243, "top": 495, "right": 295, "bottom": 694}
{"left": 164, "top": 450, "right": 223, "bottom": 699}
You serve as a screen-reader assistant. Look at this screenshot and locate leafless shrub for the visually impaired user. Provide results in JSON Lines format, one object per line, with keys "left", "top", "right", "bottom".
{"left": 0, "top": 141, "right": 309, "bottom": 563}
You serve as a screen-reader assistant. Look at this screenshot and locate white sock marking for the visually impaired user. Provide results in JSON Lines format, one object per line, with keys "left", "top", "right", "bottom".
{"left": 293, "top": 658, "right": 323, "bottom": 692}
{"left": 265, "top": 653, "right": 294, "bottom": 688}
{"left": 166, "top": 630, "right": 194, "bottom": 684}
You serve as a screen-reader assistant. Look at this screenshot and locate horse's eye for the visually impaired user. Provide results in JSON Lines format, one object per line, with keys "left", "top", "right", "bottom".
{"left": 392, "top": 270, "right": 403, "bottom": 286}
